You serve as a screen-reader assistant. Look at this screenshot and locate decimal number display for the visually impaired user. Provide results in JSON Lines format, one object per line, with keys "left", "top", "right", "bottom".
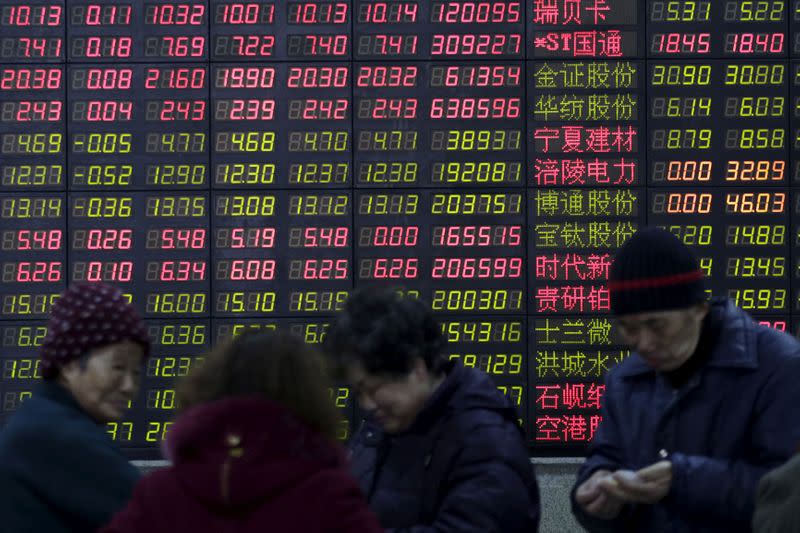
{"left": 8, "top": 0, "right": 800, "bottom": 458}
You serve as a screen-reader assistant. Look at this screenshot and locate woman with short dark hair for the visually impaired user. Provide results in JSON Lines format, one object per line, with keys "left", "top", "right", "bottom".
{"left": 102, "top": 330, "right": 382, "bottom": 533}
{"left": 326, "top": 287, "right": 541, "bottom": 532}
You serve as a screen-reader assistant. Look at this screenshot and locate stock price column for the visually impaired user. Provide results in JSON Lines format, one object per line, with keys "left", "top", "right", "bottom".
{"left": 528, "top": 0, "right": 642, "bottom": 451}
{"left": 0, "top": 61, "right": 66, "bottom": 320}
{"left": 66, "top": 1, "right": 212, "bottom": 326}
{"left": 0, "top": 194, "right": 64, "bottom": 320}
{"left": 427, "top": 60, "right": 528, "bottom": 418}
{"left": 420, "top": 0, "right": 527, "bottom": 344}
{"left": 0, "top": 2, "right": 66, "bottom": 327}
{"left": 210, "top": 2, "right": 352, "bottom": 185}
{"left": 647, "top": 0, "right": 790, "bottom": 328}
{"left": 352, "top": 0, "right": 425, "bottom": 299}
{"left": 0, "top": 1, "right": 64, "bottom": 431}
{"left": 793, "top": 2, "right": 800, "bottom": 334}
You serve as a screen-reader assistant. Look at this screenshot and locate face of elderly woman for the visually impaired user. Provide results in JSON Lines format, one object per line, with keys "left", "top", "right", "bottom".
{"left": 58, "top": 341, "right": 144, "bottom": 423}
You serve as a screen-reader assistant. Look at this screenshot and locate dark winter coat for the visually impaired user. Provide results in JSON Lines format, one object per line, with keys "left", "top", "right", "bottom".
{"left": 350, "top": 360, "right": 540, "bottom": 532}
{"left": 0, "top": 381, "right": 140, "bottom": 533}
{"left": 572, "top": 299, "right": 800, "bottom": 533}
{"left": 101, "top": 396, "right": 382, "bottom": 533}
{"left": 753, "top": 452, "right": 800, "bottom": 533}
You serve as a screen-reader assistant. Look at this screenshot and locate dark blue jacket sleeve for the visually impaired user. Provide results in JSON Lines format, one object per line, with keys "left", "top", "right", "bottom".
{"left": 571, "top": 372, "right": 637, "bottom": 533}
{"left": 668, "top": 350, "right": 800, "bottom": 527}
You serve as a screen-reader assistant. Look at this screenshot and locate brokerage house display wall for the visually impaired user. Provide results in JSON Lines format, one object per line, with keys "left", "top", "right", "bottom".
{"left": 0, "top": 0, "right": 797, "bottom": 458}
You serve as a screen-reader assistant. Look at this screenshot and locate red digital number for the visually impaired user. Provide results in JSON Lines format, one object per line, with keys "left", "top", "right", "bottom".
{"left": 287, "top": 66, "right": 348, "bottom": 88}
{"left": 15, "top": 262, "right": 61, "bottom": 283}
{"left": 1, "top": 69, "right": 61, "bottom": 90}
{"left": 17, "top": 230, "right": 62, "bottom": 251}
{"left": 356, "top": 65, "right": 418, "bottom": 87}
{"left": 14, "top": 101, "right": 61, "bottom": 122}
{"left": 160, "top": 228, "right": 206, "bottom": 249}
{"left": 160, "top": 261, "right": 206, "bottom": 281}
{"left": 227, "top": 259, "right": 276, "bottom": 281}
{"left": 232, "top": 35, "right": 275, "bottom": 57}
{"left": 145, "top": 68, "right": 205, "bottom": 89}
{"left": 371, "top": 258, "right": 418, "bottom": 279}
{"left": 84, "top": 69, "right": 133, "bottom": 90}
{"left": 431, "top": 34, "right": 521, "bottom": 55}
{"left": 372, "top": 226, "right": 418, "bottom": 247}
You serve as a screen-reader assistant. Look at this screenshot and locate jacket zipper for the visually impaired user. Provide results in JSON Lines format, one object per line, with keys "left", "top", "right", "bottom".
{"left": 367, "top": 438, "right": 390, "bottom": 502}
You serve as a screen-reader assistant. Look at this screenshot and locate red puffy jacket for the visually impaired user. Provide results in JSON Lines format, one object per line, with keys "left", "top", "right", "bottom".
{"left": 101, "top": 397, "right": 382, "bottom": 533}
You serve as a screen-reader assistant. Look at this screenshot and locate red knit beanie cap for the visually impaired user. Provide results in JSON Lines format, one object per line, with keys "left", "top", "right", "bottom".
{"left": 40, "top": 282, "right": 150, "bottom": 380}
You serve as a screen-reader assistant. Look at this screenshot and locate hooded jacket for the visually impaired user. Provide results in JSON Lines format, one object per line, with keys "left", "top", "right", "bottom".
{"left": 571, "top": 299, "right": 800, "bottom": 533}
{"left": 0, "top": 381, "right": 139, "bottom": 533}
{"left": 349, "top": 360, "right": 540, "bottom": 532}
{"left": 101, "top": 397, "right": 382, "bottom": 533}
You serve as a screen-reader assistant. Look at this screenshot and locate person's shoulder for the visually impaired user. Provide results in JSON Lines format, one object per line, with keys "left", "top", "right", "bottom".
{"left": 736, "top": 313, "right": 800, "bottom": 374}
{"left": 604, "top": 354, "right": 650, "bottom": 385}
{"left": 716, "top": 299, "right": 797, "bottom": 360}
{"left": 0, "top": 396, "right": 70, "bottom": 449}
{"left": 421, "top": 366, "right": 527, "bottom": 452}
{"left": 448, "top": 404, "right": 516, "bottom": 432}
{"left": 445, "top": 407, "right": 528, "bottom": 462}
{"left": 0, "top": 397, "right": 101, "bottom": 479}
{"left": 5, "top": 396, "right": 121, "bottom": 463}
{"left": 753, "top": 323, "right": 800, "bottom": 359}
{"left": 728, "top": 314, "right": 800, "bottom": 396}
{"left": 444, "top": 396, "right": 520, "bottom": 437}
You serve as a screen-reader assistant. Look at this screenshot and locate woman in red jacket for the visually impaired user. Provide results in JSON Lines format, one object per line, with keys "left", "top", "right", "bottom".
{"left": 101, "top": 330, "right": 382, "bottom": 533}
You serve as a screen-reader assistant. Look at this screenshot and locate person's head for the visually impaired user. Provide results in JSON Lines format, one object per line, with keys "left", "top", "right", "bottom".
{"left": 40, "top": 282, "right": 150, "bottom": 422}
{"left": 325, "top": 287, "right": 446, "bottom": 434}
{"left": 178, "top": 330, "right": 340, "bottom": 441}
{"left": 609, "top": 227, "right": 710, "bottom": 371}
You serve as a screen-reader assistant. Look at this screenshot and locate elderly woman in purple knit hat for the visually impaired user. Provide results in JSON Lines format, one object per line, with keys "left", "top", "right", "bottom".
{"left": 0, "top": 282, "right": 150, "bottom": 533}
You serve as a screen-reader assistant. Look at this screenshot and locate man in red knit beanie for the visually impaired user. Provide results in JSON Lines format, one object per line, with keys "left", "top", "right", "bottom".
{"left": 0, "top": 282, "right": 150, "bottom": 533}
{"left": 571, "top": 227, "right": 800, "bottom": 533}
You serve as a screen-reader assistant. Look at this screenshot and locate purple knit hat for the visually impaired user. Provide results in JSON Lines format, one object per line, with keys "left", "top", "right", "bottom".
{"left": 40, "top": 282, "right": 150, "bottom": 379}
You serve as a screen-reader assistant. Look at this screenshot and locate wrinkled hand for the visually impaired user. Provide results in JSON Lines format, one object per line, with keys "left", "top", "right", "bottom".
{"left": 575, "top": 469, "right": 625, "bottom": 520}
{"left": 600, "top": 461, "right": 673, "bottom": 505}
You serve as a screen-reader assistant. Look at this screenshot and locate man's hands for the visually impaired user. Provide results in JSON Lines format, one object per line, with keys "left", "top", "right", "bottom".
{"left": 575, "top": 461, "right": 673, "bottom": 520}
{"left": 574, "top": 469, "right": 625, "bottom": 520}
